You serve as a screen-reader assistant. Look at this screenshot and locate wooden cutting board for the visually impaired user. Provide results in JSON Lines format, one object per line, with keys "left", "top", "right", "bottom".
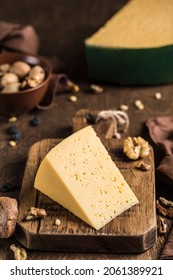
{"left": 16, "top": 135, "right": 157, "bottom": 253}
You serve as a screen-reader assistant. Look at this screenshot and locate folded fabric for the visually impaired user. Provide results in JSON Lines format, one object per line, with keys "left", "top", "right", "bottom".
{"left": 146, "top": 116, "right": 173, "bottom": 260}
{"left": 0, "top": 21, "right": 39, "bottom": 54}
{"left": 146, "top": 116, "right": 173, "bottom": 186}
{"left": 0, "top": 21, "right": 72, "bottom": 110}
{"left": 160, "top": 227, "right": 173, "bottom": 260}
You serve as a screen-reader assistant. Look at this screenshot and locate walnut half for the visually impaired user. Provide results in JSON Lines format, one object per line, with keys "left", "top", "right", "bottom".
{"left": 123, "top": 136, "right": 150, "bottom": 160}
{"left": 24, "top": 207, "right": 47, "bottom": 221}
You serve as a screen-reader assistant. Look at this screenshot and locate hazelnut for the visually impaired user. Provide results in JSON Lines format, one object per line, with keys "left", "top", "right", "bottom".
{"left": 10, "top": 61, "right": 31, "bottom": 78}
{"left": 1, "top": 73, "right": 19, "bottom": 87}
{"left": 1, "top": 83, "right": 21, "bottom": 93}
{"left": 28, "top": 65, "right": 45, "bottom": 86}
{"left": 0, "top": 63, "right": 10, "bottom": 74}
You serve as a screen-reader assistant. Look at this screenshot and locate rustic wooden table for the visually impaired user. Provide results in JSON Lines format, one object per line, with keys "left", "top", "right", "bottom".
{"left": 0, "top": 0, "right": 173, "bottom": 260}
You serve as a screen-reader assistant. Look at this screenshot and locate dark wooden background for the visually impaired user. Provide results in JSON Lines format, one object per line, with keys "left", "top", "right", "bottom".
{"left": 0, "top": 0, "right": 128, "bottom": 80}
{"left": 0, "top": 0, "right": 173, "bottom": 259}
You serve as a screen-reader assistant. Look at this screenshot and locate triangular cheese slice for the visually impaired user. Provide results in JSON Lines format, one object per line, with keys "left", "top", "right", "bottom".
{"left": 34, "top": 126, "right": 139, "bottom": 230}
{"left": 86, "top": 0, "right": 173, "bottom": 49}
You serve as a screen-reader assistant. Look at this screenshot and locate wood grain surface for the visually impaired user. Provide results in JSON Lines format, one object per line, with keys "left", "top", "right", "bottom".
{"left": 1, "top": 83, "right": 173, "bottom": 260}
{"left": 16, "top": 137, "right": 156, "bottom": 253}
{"left": 0, "top": 0, "right": 173, "bottom": 260}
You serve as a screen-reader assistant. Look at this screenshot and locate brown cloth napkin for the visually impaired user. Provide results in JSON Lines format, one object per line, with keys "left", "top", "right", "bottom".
{"left": 0, "top": 21, "right": 71, "bottom": 109}
{"left": 0, "top": 21, "right": 39, "bottom": 54}
{"left": 160, "top": 227, "right": 173, "bottom": 260}
{"left": 146, "top": 116, "right": 173, "bottom": 260}
{"left": 146, "top": 116, "right": 173, "bottom": 186}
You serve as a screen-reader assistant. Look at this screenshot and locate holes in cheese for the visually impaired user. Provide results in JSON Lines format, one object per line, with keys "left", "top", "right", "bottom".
{"left": 34, "top": 126, "right": 139, "bottom": 230}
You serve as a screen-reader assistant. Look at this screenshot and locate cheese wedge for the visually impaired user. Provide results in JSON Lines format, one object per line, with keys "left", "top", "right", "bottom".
{"left": 85, "top": 0, "right": 173, "bottom": 85}
{"left": 34, "top": 126, "right": 139, "bottom": 230}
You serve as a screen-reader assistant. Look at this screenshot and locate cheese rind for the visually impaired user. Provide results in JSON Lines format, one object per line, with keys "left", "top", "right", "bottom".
{"left": 34, "top": 126, "right": 139, "bottom": 230}
{"left": 85, "top": 0, "right": 173, "bottom": 85}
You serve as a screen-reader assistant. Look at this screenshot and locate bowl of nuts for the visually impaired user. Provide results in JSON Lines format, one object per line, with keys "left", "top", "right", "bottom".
{"left": 0, "top": 52, "right": 52, "bottom": 117}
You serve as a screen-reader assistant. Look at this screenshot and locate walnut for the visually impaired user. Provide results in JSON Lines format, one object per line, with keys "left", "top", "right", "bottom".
{"left": 159, "top": 197, "right": 173, "bottom": 207}
{"left": 10, "top": 244, "right": 27, "bottom": 260}
{"left": 136, "top": 161, "right": 151, "bottom": 171}
{"left": 25, "top": 207, "right": 47, "bottom": 221}
{"left": 156, "top": 199, "right": 173, "bottom": 218}
{"left": 123, "top": 136, "right": 150, "bottom": 160}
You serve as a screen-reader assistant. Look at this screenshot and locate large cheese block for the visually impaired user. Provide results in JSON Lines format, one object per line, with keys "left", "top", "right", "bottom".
{"left": 34, "top": 126, "right": 139, "bottom": 230}
{"left": 85, "top": 0, "right": 173, "bottom": 85}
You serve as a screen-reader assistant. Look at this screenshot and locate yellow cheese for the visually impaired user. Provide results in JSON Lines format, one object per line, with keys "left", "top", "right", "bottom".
{"left": 34, "top": 126, "right": 139, "bottom": 230}
{"left": 86, "top": 0, "right": 173, "bottom": 49}
{"left": 85, "top": 0, "right": 173, "bottom": 85}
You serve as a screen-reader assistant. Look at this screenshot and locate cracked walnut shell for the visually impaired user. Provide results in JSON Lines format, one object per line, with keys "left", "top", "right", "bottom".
{"left": 123, "top": 136, "right": 150, "bottom": 160}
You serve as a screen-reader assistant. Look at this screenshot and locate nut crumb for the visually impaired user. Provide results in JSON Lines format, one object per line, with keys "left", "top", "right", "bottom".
{"left": 159, "top": 197, "right": 173, "bottom": 207}
{"left": 69, "top": 95, "right": 77, "bottom": 102}
{"left": 10, "top": 244, "right": 27, "bottom": 260}
{"left": 8, "top": 140, "right": 16, "bottom": 147}
{"left": 157, "top": 216, "right": 168, "bottom": 235}
{"left": 155, "top": 92, "right": 162, "bottom": 100}
{"left": 8, "top": 116, "right": 17, "bottom": 123}
{"left": 67, "top": 80, "right": 79, "bottom": 93}
{"left": 55, "top": 218, "right": 61, "bottom": 226}
{"left": 134, "top": 100, "right": 144, "bottom": 110}
{"left": 120, "top": 104, "right": 129, "bottom": 111}
{"left": 90, "top": 84, "right": 103, "bottom": 94}
{"left": 136, "top": 161, "right": 151, "bottom": 171}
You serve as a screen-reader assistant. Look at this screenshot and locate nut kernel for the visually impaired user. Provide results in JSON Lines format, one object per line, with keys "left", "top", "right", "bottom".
{"left": 134, "top": 100, "right": 144, "bottom": 110}
{"left": 120, "top": 104, "right": 129, "bottom": 111}
{"left": 10, "top": 244, "right": 27, "bottom": 260}
{"left": 67, "top": 81, "right": 79, "bottom": 92}
{"left": 8, "top": 140, "right": 16, "bottom": 147}
{"left": 55, "top": 218, "right": 61, "bottom": 226}
{"left": 123, "top": 136, "right": 150, "bottom": 160}
{"left": 155, "top": 92, "right": 162, "bottom": 100}
{"left": 90, "top": 84, "right": 103, "bottom": 94}
{"left": 69, "top": 95, "right": 77, "bottom": 102}
{"left": 8, "top": 116, "right": 17, "bottom": 123}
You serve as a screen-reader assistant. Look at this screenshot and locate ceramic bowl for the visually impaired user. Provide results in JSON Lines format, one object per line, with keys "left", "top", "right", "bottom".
{"left": 0, "top": 52, "right": 52, "bottom": 117}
